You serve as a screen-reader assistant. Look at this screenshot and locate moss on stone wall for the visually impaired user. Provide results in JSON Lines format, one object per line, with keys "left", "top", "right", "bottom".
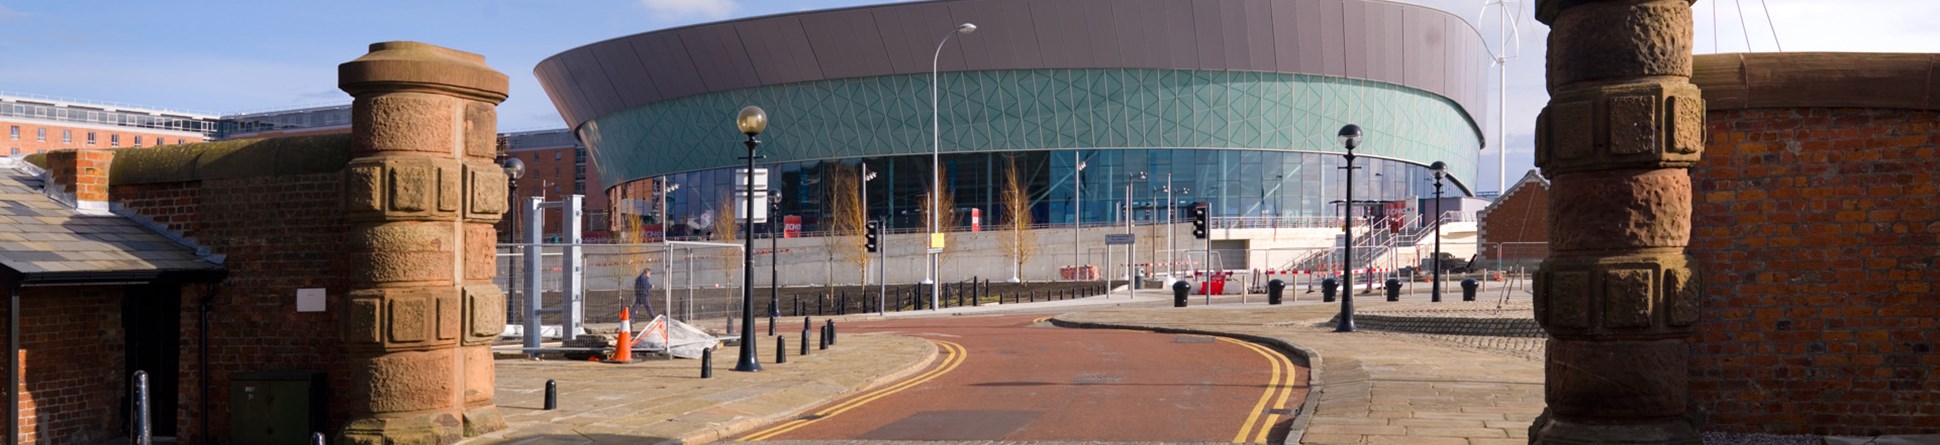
{"left": 110, "top": 134, "right": 353, "bottom": 185}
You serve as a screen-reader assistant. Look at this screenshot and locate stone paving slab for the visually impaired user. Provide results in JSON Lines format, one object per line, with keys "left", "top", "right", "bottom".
{"left": 1051, "top": 300, "right": 1544, "bottom": 445}
{"left": 472, "top": 333, "right": 937, "bottom": 445}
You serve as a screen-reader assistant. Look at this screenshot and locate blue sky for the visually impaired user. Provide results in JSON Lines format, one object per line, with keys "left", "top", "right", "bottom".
{"left": 3, "top": 0, "right": 1936, "bottom": 193}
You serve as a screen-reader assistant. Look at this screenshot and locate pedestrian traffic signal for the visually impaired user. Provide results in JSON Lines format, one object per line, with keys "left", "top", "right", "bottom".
{"left": 865, "top": 220, "right": 881, "bottom": 253}
{"left": 1191, "top": 203, "right": 1208, "bottom": 239}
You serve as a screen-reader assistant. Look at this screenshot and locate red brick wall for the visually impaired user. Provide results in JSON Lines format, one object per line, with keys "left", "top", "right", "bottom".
{"left": 113, "top": 173, "right": 352, "bottom": 443}
{"left": 1689, "top": 107, "right": 1940, "bottom": 435}
{"left": 1476, "top": 178, "right": 1550, "bottom": 267}
{"left": 0, "top": 286, "right": 126, "bottom": 445}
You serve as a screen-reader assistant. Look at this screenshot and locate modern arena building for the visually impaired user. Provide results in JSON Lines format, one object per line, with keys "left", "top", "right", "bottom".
{"left": 536, "top": 0, "right": 1491, "bottom": 235}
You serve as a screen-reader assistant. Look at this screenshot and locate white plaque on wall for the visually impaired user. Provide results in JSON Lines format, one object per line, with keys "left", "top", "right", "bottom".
{"left": 297, "top": 288, "right": 326, "bottom": 312}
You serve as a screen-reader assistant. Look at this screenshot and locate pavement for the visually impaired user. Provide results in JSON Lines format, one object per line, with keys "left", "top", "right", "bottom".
{"left": 1052, "top": 296, "right": 1544, "bottom": 445}
{"left": 472, "top": 281, "right": 1543, "bottom": 445}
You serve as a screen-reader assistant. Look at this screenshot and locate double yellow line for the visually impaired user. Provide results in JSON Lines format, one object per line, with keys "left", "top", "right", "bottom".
{"left": 1222, "top": 337, "right": 1297, "bottom": 444}
{"left": 741, "top": 339, "right": 968, "bottom": 441}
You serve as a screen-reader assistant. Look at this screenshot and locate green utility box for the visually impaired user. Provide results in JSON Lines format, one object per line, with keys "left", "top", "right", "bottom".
{"left": 229, "top": 371, "right": 325, "bottom": 445}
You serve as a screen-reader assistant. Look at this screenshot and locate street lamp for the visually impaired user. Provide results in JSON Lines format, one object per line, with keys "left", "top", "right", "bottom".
{"left": 733, "top": 105, "right": 767, "bottom": 372}
{"left": 1125, "top": 171, "right": 1146, "bottom": 284}
{"left": 929, "top": 22, "right": 976, "bottom": 311}
{"left": 499, "top": 156, "right": 525, "bottom": 327}
{"left": 767, "top": 191, "right": 782, "bottom": 335}
{"left": 1429, "top": 161, "right": 1447, "bottom": 303}
{"left": 1073, "top": 156, "right": 1086, "bottom": 278}
{"left": 1337, "top": 124, "right": 1362, "bottom": 333}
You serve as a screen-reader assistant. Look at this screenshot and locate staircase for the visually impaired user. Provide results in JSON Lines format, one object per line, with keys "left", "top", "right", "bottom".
{"left": 1280, "top": 213, "right": 1450, "bottom": 276}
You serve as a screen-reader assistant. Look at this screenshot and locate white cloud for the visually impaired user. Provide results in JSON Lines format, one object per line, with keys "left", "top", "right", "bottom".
{"left": 642, "top": 0, "right": 738, "bottom": 21}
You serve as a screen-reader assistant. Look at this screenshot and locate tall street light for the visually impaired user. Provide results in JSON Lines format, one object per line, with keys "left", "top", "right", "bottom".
{"left": 1125, "top": 171, "right": 1146, "bottom": 284}
{"left": 767, "top": 191, "right": 782, "bottom": 335}
{"left": 1337, "top": 124, "right": 1362, "bottom": 333}
{"left": 499, "top": 156, "right": 525, "bottom": 327}
{"left": 929, "top": 22, "right": 976, "bottom": 310}
{"left": 1429, "top": 161, "right": 1447, "bottom": 303}
{"left": 733, "top": 105, "right": 767, "bottom": 372}
{"left": 1073, "top": 155, "right": 1086, "bottom": 278}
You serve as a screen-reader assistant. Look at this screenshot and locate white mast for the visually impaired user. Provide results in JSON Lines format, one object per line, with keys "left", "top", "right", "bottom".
{"left": 1480, "top": 0, "right": 1523, "bottom": 195}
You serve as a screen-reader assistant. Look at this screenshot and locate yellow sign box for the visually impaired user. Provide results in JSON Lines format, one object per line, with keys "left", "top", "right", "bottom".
{"left": 930, "top": 233, "right": 946, "bottom": 249}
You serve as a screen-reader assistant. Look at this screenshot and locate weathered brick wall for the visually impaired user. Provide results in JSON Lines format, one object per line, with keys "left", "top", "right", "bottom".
{"left": 1476, "top": 175, "right": 1549, "bottom": 268}
{"left": 1688, "top": 106, "right": 1940, "bottom": 435}
{"left": 114, "top": 173, "right": 352, "bottom": 443}
{"left": 0, "top": 286, "right": 126, "bottom": 445}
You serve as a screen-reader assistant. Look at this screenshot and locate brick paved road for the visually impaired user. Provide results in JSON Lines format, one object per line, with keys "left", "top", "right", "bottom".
{"left": 732, "top": 314, "right": 1311, "bottom": 443}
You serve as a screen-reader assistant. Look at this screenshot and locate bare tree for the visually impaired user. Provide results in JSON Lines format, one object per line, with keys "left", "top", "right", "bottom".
{"left": 998, "top": 156, "right": 1037, "bottom": 282}
{"left": 608, "top": 213, "right": 659, "bottom": 312}
{"left": 824, "top": 165, "right": 871, "bottom": 284}
{"left": 712, "top": 196, "right": 741, "bottom": 285}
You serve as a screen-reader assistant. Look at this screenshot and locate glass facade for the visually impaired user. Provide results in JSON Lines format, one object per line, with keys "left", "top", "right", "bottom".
{"left": 631, "top": 148, "right": 1444, "bottom": 235}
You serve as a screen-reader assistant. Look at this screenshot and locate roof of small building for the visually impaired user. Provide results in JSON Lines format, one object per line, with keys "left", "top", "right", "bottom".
{"left": 1477, "top": 169, "right": 1549, "bottom": 219}
{"left": 0, "top": 158, "right": 222, "bottom": 285}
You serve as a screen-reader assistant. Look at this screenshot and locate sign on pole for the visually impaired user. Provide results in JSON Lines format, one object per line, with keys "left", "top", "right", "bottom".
{"left": 930, "top": 233, "right": 947, "bottom": 249}
{"left": 1105, "top": 233, "right": 1136, "bottom": 245}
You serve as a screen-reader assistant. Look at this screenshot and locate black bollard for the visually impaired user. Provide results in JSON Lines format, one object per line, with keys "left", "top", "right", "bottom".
{"left": 794, "top": 295, "right": 801, "bottom": 316}
{"left": 826, "top": 319, "right": 837, "bottom": 345}
{"left": 818, "top": 293, "right": 825, "bottom": 315}
{"left": 313, "top": 432, "right": 326, "bottom": 445}
{"left": 543, "top": 380, "right": 557, "bottom": 410}
{"left": 1268, "top": 279, "right": 1286, "bottom": 305}
{"left": 132, "top": 370, "right": 151, "bottom": 445}
{"left": 776, "top": 335, "right": 787, "bottom": 364}
{"left": 1322, "top": 278, "right": 1339, "bottom": 303}
{"left": 800, "top": 327, "right": 810, "bottom": 356}
{"left": 1172, "top": 281, "right": 1190, "bottom": 307}
{"left": 768, "top": 315, "right": 776, "bottom": 337}
{"left": 701, "top": 347, "right": 713, "bottom": 378}
{"left": 818, "top": 325, "right": 829, "bottom": 350}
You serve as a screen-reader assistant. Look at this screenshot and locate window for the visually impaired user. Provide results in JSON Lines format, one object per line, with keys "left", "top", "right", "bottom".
{"left": 555, "top": 151, "right": 562, "bottom": 161}
{"left": 134, "top": 136, "right": 143, "bottom": 147}
{"left": 37, "top": 128, "right": 45, "bottom": 142}
{"left": 8, "top": 148, "right": 17, "bottom": 156}
{"left": 7, "top": 126, "right": 14, "bottom": 140}
{"left": 87, "top": 132, "right": 95, "bottom": 145}
{"left": 111, "top": 134, "right": 120, "bottom": 147}
{"left": 61, "top": 130, "right": 70, "bottom": 144}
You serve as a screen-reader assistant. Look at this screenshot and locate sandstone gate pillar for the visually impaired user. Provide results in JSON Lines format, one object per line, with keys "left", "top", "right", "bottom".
{"left": 1530, "top": 1, "right": 1704, "bottom": 443}
{"left": 336, "top": 42, "right": 511, "bottom": 443}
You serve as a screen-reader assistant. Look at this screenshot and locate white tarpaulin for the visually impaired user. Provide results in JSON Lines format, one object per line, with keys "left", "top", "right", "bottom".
{"left": 632, "top": 315, "right": 718, "bottom": 359}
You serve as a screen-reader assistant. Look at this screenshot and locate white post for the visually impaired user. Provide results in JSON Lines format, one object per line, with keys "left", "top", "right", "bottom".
{"left": 563, "top": 194, "right": 585, "bottom": 339}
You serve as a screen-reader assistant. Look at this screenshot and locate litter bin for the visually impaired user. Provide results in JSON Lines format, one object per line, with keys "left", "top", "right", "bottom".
{"left": 1462, "top": 278, "right": 1480, "bottom": 301}
{"left": 1172, "top": 281, "right": 1191, "bottom": 307}
{"left": 1321, "top": 278, "right": 1338, "bottom": 303}
{"left": 1385, "top": 279, "right": 1401, "bottom": 302}
{"left": 1267, "top": 279, "right": 1286, "bottom": 305}
{"left": 230, "top": 371, "right": 325, "bottom": 445}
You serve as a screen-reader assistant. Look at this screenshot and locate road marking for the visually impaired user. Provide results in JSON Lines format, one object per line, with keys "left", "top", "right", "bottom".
{"left": 741, "top": 340, "right": 968, "bottom": 441}
{"left": 1031, "top": 316, "right": 1053, "bottom": 325}
{"left": 1220, "top": 337, "right": 1296, "bottom": 444}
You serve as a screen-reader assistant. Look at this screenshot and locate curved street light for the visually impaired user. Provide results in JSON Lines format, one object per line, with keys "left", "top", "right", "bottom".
{"left": 927, "top": 22, "right": 976, "bottom": 310}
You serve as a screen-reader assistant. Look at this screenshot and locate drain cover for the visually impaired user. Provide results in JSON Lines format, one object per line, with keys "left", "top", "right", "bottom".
{"left": 1174, "top": 335, "right": 1215, "bottom": 343}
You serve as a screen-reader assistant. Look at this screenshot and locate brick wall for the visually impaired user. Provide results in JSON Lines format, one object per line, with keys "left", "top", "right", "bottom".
{"left": 2, "top": 119, "right": 206, "bottom": 156}
{"left": 1688, "top": 107, "right": 1940, "bottom": 435}
{"left": 1476, "top": 174, "right": 1549, "bottom": 268}
{"left": 113, "top": 173, "right": 351, "bottom": 443}
{"left": 0, "top": 286, "right": 126, "bottom": 445}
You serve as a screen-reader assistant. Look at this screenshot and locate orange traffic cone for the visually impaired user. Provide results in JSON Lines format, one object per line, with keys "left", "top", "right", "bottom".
{"left": 611, "top": 307, "right": 634, "bottom": 363}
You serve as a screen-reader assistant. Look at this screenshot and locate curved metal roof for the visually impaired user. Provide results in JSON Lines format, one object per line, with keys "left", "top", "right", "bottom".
{"left": 536, "top": 0, "right": 1494, "bottom": 138}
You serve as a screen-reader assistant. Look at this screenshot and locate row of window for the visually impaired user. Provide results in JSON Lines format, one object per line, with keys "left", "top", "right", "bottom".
{"left": 8, "top": 125, "right": 187, "bottom": 147}
{"left": 2, "top": 102, "right": 218, "bottom": 135}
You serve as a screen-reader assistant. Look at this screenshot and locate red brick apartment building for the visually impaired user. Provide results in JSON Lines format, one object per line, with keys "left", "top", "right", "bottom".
{"left": 1, "top": 94, "right": 216, "bottom": 157}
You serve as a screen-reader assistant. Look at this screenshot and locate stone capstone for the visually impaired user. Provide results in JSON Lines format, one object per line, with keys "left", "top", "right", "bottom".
{"left": 1542, "top": 0, "right": 1695, "bottom": 89}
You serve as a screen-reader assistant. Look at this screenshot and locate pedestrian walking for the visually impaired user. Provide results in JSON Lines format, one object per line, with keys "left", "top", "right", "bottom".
{"left": 634, "top": 269, "right": 658, "bottom": 319}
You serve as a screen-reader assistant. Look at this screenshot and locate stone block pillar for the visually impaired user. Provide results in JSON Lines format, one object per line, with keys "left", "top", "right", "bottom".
{"left": 336, "top": 41, "right": 510, "bottom": 444}
{"left": 1530, "top": 1, "right": 1705, "bottom": 443}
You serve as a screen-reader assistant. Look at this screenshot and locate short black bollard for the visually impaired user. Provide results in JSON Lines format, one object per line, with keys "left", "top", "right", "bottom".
{"left": 826, "top": 319, "right": 837, "bottom": 345}
{"left": 818, "top": 325, "right": 829, "bottom": 350}
{"left": 800, "top": 327, "right": 811, "bottom": 356}
{"left": 804, "top": 316, "right": 811, "bottom": 331}
{"left": 700, "top": 347, "right": 714, "bottom": 378}
{"left": 1172, "top": 280, "right": 1191, "bottom": 307}
{"left": 1322, "top": 278, "right": 1339, "bottom": 303}
{"left": 132, "top": 370, "right": 151, "bottom": 445}
{"left": 776, "top": 335, "right": 787, "bottom": 364}
{"left": 1462, "top": 278, "right": 1479, "bottom": 302}
{"left": 818, "top": 293, "right": 825, "bottom": 315}
{"left": 313, "top": 432, "right": 327, "bottom": 445}
{"left": 543, "top": 379, "right": 557, "bottom": 410}
{"left": 1385, "top": 279, "right": 1401, "bottom": 302}
{"left": 1268, "top": 279, "right": 1286, "bottom": 305}
{"left": 768, "top": 315, "right": 776, "bottom": 337}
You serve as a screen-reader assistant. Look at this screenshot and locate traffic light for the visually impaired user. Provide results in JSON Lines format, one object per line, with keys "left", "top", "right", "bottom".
{"left": 865, "top": 220, "right": 881, "bottom": 253}
{"left": 1190, "top": 203, "right": 1208, "bottom": 239}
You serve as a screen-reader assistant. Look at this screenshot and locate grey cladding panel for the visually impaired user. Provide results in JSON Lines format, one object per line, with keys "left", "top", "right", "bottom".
{"left": 1241, "top": 0, "right": 1275, "bottom": 71}
{"left": 1160, "top": 0, "right": 1199, "bottom": 69}
{"left": 1341, "top": 0, "right": 1367, "bottom": 78}
{"left": 801, "top": 10, "right": 894, "bottom": 80}
{"left": 634, "top": 33, "right": 708, "bottom": 100}
{"left": 1318, "top": 0, "right": 1346, "bottom": 76}
{"left": 1270, "top": 0, "right": 1301, "bottom": 73}
{"left": 1293, "top": 0, "right": 1325, "bottom": 74}
{"left": 1193, "top": 0, "right": 1227, "bottom": 69}
{"left": 1030, "top": 0, "right": 1094, "bottom": 69}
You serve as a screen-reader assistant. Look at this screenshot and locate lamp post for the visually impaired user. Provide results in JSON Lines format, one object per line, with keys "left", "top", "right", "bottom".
{"left": 1074, "top": 155, "right": 1086, "bottom": 278}
{"left": 658, "top": 180, "right": 678, "bottom": 321}
{"left": 1337, "top": 124, "right": 1362, "bottom": 333}
{"left": 768, "top": 191, "right": 781, "bottom": 335}
{"left": 733, "top": 105, "right": 767, "bottom": 372}
{"left": 1160, "top": 173, "right": 1172, "bottom": 280}
{"left": 1429, "top": 161, "right": 1447, "bottom": 303}
{"left": 499, "top": 156, "right": 525, "bottom": 326}
{"left": 1125, "top": 171, "right": 1146, "bottom": 285}
{"left": 929, "top": 22, "right": 976, "bottom": 311}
